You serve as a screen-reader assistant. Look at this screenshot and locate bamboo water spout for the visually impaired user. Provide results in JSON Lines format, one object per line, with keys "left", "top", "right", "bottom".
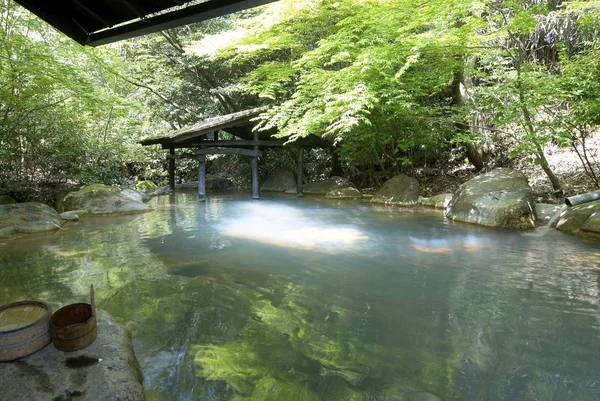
{"left": 565, "top": 189, "right": 600, "bottom": 207}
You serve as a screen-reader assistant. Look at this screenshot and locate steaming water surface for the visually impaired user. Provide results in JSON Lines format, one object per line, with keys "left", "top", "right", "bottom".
{"left": 1, "top": 192, "right": 599, "bottom": 400}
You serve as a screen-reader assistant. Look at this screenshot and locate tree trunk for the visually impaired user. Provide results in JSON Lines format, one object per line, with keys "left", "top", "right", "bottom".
{"left": 451, "top": 69, "right": 485, "bottom": 171}
{"left": 465, "top": 142, "right": 485, "bottom": 171}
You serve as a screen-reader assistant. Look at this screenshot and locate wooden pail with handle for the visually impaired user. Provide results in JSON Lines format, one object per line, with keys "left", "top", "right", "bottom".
{"left": 0, "top": 300, "right": 52, "bottom": 361}
{"left": 50, "top": 285, "right": 97, "bottom": 352}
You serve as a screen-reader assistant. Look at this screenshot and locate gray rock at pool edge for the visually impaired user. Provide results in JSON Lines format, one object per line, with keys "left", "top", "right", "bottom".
{"left": 0, "top": 203, "right": 63, "bottom": 237}
{"left": 326, "top": 187, "right": 362, "bottom": 199}
{"left": 57, "top": 184, "right": 151, "bottom": 215}
{"left": 261, "top": 168, "right": 296, "bottom": 192}
{"left": 555, "top": 199, "right": 600, "bottom": 241}
{"left": 371, "top": 174, "right": 420, "bottom": 206}
{"left": 303, "top": 176, "right": 352, "bottom": 195}
{"left": 0, "top": 310, "right": 145, "bottom": 401}
{"left": 446, "top": 168, "right": 535, "bottom": 229}
{"left": 421, "top": 193, "right": 453, "bottom": 209}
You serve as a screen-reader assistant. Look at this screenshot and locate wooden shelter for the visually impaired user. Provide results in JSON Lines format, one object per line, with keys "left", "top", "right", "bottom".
{"left": 14, "top": 0, "right": 279, "bottom": 46}
{"left": 139, "top": 107, "right": 332, "bottom": 200}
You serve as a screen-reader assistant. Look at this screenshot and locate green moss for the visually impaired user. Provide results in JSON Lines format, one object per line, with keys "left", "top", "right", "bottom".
{"left": 135, "top": 180, "right": 157, "bottom": 192}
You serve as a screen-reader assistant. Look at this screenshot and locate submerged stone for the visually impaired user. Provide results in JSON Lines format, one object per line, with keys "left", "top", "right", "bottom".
{"left": 249, "top": 376, "right": 320, "bottom": 401}
{"left": 371, "top": 175, "right": 420, "bottom": 206}
{"left": 0, "top": 203, "right": 63, "bottom": 238}
{"left": 57, "top": 184, "right": 151, "bottom": 215}
{"left": 0, "top": 310, "right": 145, "bottom": 401}
{"left": 446, "top": 168, "right": 535, "bottom": 229}
{"left": 261, "top": 168, "right": 296, "bottom": 192}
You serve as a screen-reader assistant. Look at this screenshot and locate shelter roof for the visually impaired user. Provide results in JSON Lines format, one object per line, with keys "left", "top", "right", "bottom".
{"left": 139, "top": 107, "right": 332, "bottom": 149}
{"left": 14, "top": 0, "right": 278, "bottom": 46}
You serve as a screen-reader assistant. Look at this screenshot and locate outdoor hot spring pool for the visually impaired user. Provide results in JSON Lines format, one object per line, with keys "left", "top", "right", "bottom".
{"left": 1, "top": 192, "right": 599, "bottom": 400}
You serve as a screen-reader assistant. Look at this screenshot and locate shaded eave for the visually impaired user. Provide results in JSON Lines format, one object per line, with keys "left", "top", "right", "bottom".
{"left": 14, "top": 0, "right": 279, "bottom": 46}
{"left": 139, "top": 107, "right": 332, "bottom": 149}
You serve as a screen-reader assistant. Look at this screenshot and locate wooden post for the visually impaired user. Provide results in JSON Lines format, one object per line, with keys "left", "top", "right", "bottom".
{"left": 197, "top": 154, "right": 206, "bottom": 202}
{"left": 296, "top": 148, "right": 304, "bottom": 197}
{"left": 251, "top": 131, "right": 259, "bottom": 199}
{"left": 168, "top": 148, "right": 175, "bottom": 191}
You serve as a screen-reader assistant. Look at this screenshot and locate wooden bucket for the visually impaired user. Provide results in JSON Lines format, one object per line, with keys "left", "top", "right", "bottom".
{"left": 0, "top": 300, "right": 52, "bottom": 361}
{"left": 50, "top": 285, "right": 97, "bottom": 352}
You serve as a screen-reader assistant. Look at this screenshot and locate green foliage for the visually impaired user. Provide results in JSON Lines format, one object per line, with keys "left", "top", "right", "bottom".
{"left": 0, "top": 0, "right": 143, "bottom": 201}
{"left": 4, "top": 0, "right": 600, "bottom": 198}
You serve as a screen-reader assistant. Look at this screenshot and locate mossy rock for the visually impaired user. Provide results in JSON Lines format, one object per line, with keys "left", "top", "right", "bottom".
{"left": 135, "top": 180, "right": 157, "bottom": 192}
{"left": 0, "top": 195, "right": 16, "bottom": 205}
{"left": 446, "top": 168, "right": 535, "bottom": 229}
{"left": 0, "top": 203, "right": 63, "bottom": 237}
{"left": 57, "top": 184, "right": 151, "bottom": 215}
{"left": 371, "top": 175, "right": 420, "bottom": 206}
{"left": 326, "top": 187, "right": 362, "bottom": 199}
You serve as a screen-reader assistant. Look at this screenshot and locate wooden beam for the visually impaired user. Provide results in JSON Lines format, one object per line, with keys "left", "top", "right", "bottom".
{"left": 200, "top": 140, "right": 284, "bottom": 147}
{"left": 193, "top": 148, "right": 263, "bottom": 157}
{"left": 161, "top": 140, "right": 290, "bottom": 149}
{"left": 171, "top": 118, "right": 256, "bottom": 143}
{"left": 88, "top": 0, "right": 280, "bottom": 46}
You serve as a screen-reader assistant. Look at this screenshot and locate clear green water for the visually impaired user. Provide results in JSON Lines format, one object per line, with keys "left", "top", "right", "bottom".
{"left": 1, "top": 192, "right": 600, "bottom": 400}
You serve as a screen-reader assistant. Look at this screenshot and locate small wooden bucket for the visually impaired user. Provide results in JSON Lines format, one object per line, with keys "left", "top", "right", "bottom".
{"left": 0, "top": 300, "right": 52, "bottom": 361}
{"left": 50, "top": 285, "right": 97, "bottom": 352}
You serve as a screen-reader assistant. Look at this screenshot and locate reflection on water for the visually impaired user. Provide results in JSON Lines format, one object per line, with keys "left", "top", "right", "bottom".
{"left": 219, "top": 203, "right": 369, "bottom": 251}
{"left": 1, "top": 191, "right": 600, "bottom": 400}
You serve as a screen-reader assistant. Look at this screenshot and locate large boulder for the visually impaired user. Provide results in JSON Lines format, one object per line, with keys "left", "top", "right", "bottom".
{"left": 58, "top": 184, "right": 151, "bottom": 215}
{"left": 446, "top": 168, "right": 535, "bottom": 229}
{"left": 325, "top": 187, "right": 362, "bottom": 199}
{"left": 0, "top": 195, "right": 16, "bottom": 205}
{"left": 555, "top": 200, "right": 600, "bottom": 241}
{"left": 370, "top": 175, "right": 420, "bottom": 206}
{"left": 0, "top": 203, "right": 63, "bottom": 237}
{"left": 421, "top": 193, "right": 453, "bottom": 209}
{"left": 0, "top": 310, "right": 145, "bottom": 401}
{"left": 303, "top": 176, "right": 352, "bottom": 195}
{"left": 261, "top": 168, "right": 296, "bottom": 192}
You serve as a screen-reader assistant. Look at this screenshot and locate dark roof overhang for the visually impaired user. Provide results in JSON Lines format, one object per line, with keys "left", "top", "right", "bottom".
{"left": 139, "top": 108, "right": 333, "bottom": 149}
{"left": 14, "top": 0, "right": 278, "bottom": 46}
